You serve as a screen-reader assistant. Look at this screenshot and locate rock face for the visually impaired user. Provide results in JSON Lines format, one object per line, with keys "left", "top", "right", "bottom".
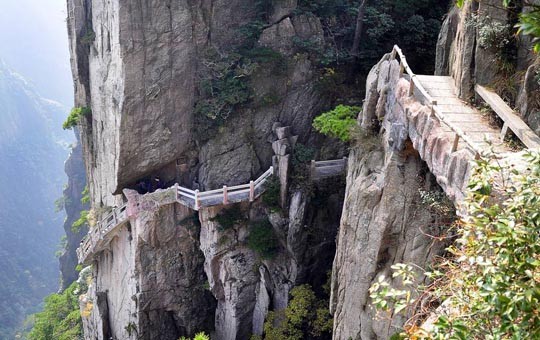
{"left": 67, "top": 0, "right": 346, "bottom": 339}
{"left": 59, "top": 132, "right": 89, "bottom": 289}
{"left": 330, "top": 57, "right": 457, "bottom": 339}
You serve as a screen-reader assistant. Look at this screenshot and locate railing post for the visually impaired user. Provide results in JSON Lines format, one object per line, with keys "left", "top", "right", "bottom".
{"left": 390, "top": 47, "right": 397, "bottom": 60}
{"left": 452, "top": 134, "right": 460, "bottom": 152}
{"left": 174, "top": 183, "right": 179, "bottom": 201}
{"left": 223, "top": 186, "right": 228, "bottom": 205}
{"left": 409, "top": 75, "right": 415, "bottom": 97}
{"left": 310, "top": 160, "right": 316, "bottom": 179}
{"left": 249, "top": 180, "right": 255, "bottom": 202}
{"left": 431, "top": 100, "right": 437, "bottom": 117}
{"left": 499, "top": 123, "right": 509, "bottom": 142}
{"left": 195, "top": 190, "right": 200, "bottom": 210}
{"left": 270, "top": 166, "right": 274, "bottom": 175}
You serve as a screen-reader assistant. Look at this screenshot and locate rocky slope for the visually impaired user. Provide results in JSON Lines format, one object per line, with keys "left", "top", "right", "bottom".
{"left": 68, "top": 1, "right": 347, "bottom": 339}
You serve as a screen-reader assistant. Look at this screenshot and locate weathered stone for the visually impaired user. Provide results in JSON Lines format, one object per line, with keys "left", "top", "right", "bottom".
{"left": 275, "top": 126, "right": 291, "bottom": 139}
{"left": 517, "top": 63, "right": 540, "bottom": 135}
{"left": 270, "top": 0, "right": 297, "bottom": 23}
{"left": 272, "top": 138, "right": 291, "bottom": 156}
{"left": 259, "top": 18, "right": 297, "bottom": 55}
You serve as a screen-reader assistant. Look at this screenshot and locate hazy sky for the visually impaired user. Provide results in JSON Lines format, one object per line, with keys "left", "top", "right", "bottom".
{"left": 0, "top": 0, "right": 73, "bottom": 106}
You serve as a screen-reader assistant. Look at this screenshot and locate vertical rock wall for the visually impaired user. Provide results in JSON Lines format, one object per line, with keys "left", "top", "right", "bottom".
{"left": 330, "top": 58, "right": 454, "bottom": 339}
{"left": 67, "top": 0, "right": 347, "bottom": 338}
{"left": 59, "top": 133, "right": 89, "bottom": 289}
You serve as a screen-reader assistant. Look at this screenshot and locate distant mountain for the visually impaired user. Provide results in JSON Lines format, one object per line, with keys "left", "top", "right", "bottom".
{"left": 0, "top": 60, "right": 72, "bottom": 339}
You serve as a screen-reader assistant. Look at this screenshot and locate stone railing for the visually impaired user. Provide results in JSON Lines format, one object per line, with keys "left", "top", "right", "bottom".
{"left": 77, "top": 158, "right": 349, "bottom": 264}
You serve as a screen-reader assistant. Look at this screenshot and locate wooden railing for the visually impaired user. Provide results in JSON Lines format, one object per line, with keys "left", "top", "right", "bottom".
{"left": 475, "top": 85, "right": 540, "bottom": 149}
{"left": 391, "top": 45, "right": 484, "bottom": 158}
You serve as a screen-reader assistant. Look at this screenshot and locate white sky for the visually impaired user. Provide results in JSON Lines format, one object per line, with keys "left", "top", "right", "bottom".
{"left": 0, "top": 0, "right": 73, "bottom": 106}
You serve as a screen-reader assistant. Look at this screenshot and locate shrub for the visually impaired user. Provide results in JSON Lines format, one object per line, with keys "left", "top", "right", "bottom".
{"left": 313, "top": 105, "right": 360, "bottom": 142}
{"left": 210, "top": 205, "right": 245, "bottom": 231}
{"left": 369, "top": 151, "right": 540, "bottom": 339}
{"left": 262, "top": 285, "right": 332, "bottom": 340}
{"left": 179, "top": 332, "right": 211, "bottom": 340}
{"left": 72, "top": 210, "right": 89, "bottom": 233}
{"left": 81, "top": 185, "right": 90, "bottom": 204}
{"left": 27, "top": 282, "right": 82, "bottom": 340}
{"left": 63, "top": 107, "right": 91, "bottom": 130}
{"left": 429, "top": 151, "right": 540, "bottom": 338}
{"left": 247, "top": 219, "right": 279, "bottom": 259}
{"left": 80, "top": 29, "right": 96, "bottom": 45}
{"left": 262, "top": 176, "right": 281, "bottom": 211}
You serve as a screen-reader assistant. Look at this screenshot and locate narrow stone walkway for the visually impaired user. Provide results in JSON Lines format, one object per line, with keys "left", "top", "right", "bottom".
{"left": 77, "top": 159, "right": 347, "bottom": 265}
{"left": 417, "top": 75, "right": 513, "bottom": 153}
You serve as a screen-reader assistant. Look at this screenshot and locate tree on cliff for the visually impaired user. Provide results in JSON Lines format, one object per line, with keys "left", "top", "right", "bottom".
{"left": 350, "top": 0, "right": 369, "bottom": 57}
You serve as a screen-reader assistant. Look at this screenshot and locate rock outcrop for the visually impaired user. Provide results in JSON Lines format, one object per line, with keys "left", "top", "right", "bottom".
{"left": 59, "top": 132, "right": 89, "bottom": 289}
{"left": 331, "top": 56, "right": 458, "bottom": 339}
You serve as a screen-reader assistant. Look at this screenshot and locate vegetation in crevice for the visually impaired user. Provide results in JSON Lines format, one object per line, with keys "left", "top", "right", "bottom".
{"left": 290, "top": 143, "right": 316, "bottom": 190}
{"left": 262, "top": 176, "right": 281, "bottom": 211}
{"left": 63, "top": 107, "right": 91, "bottom": 130}
{"left": 255, "top": 283, "right": 333, "bottom": 340}
{"left": 210, "top": 204, "right": 246, "bottom": 232}
{"left": 247, "top": 219, "right": 279, "bottom": 259}
{"left": 72, "top": 210, "right": 89, "bottom": 233}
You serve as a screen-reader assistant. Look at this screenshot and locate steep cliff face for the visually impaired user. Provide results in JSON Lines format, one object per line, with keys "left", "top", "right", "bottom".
{"left": 330, "top": 57, "right": 455, "bottom": 339}
{"left": 68, "top": 1, "right": 346, "bottom": 339}
{"left": 59, "top": 133, "right": 89, "bottom": 289}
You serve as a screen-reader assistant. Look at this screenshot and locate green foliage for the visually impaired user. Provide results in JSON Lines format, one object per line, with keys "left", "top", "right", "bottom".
{"left": 81, "top": 185, "right": 90, "bottom": 204}
{"left": 518, "top": 9, "right": 540, "bottom": 52}
{"left": 178, "top": 331, "right": 211, "bottom": 340}
{"left": 63, "top": 107, "right": 91, "bottom": 130}
{"left": 428, "top": 151, "right": 540, "bottom": 338}
{"left": 261, "top": 285, "right": 332, "bottom": 340}
{"left": 247, "top": 219, "right": 279, "bottom": 259}
{"left": 313, "top": 104, "right": 359, "bottom": 142}
{"left": 27, "top": 282, "right": 82, "bottom": 340}
{"left": 457, "top": 0, "right": 540, "bottom": 53}
{"left": 370, "top": 151, "right": 540, "bottom": 338}
{"left": 54, "top": 195, "right": 70, "bottom": 213}
{"left": 210, "top": 205, "right": 245, "bottom": 231}
{"left": 369, "top": 264, "right": 418, "bottom": 317}
{"left": 292, "top": 143, "right": 316, "bottom": 167}
{"left": 262, "top": 176, "right": 281, "bottom": 211}
{"left": 195, "top": 47, "right": 285, "bottom": 127}
{"left": 72, "top": 210, "right": 89, "bottom": 233}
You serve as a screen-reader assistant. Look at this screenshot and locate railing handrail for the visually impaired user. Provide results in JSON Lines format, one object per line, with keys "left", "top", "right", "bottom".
{"left": 391, "top": 45, "right": 484, "bottom": 158}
